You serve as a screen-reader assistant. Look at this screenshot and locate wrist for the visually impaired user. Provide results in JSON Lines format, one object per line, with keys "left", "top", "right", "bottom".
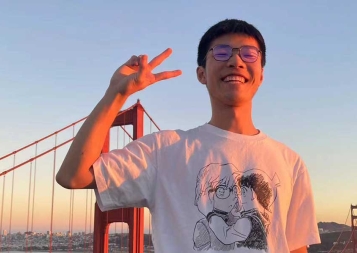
{"left": 104, "top": 85, "right": 130, "bottom": 103}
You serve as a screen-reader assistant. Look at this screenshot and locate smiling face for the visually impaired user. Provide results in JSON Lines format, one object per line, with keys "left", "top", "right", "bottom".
{"left": 197, "top": 33, "right": 264, "bottom": 107}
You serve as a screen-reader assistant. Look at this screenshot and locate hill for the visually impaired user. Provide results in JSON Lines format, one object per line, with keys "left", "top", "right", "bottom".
{"left": 318, "top": 221, "right": 350, "bottom": 233}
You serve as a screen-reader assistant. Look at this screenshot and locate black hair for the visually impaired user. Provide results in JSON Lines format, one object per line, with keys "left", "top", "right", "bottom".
{"left": 197, "top": 19, "right": 266, "bottom": 67}
{"left": 239, "top": 173, "right": 271, "bottom": 210}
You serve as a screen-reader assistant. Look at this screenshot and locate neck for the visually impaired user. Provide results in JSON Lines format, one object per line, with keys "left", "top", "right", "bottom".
{"left": 209, "top": 101, "right": 259, "bottom": 135}
{"left": 242, "top": 201, "right": 256, "bottom": 212}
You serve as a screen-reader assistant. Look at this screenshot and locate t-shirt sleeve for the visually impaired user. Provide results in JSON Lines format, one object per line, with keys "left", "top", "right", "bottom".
{"left": 93, "top": 133, "right": 157, "bottom": 212}
{"left": 285, "top": 159, "right": 321, "bottom": 251}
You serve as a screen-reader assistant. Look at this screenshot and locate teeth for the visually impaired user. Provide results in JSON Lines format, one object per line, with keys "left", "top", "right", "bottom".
{"left": 224, "top": 75, "right": 245, "bottom": 83}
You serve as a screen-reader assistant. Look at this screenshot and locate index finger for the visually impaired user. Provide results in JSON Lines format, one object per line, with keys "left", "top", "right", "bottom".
{"left": 148, "top": 48, "right": 173, "bottom": 70}
{"left": 153, "top": 69, "right": 182, "bottom": 83}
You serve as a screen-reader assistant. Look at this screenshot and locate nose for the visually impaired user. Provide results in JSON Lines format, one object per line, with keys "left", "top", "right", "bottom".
{"left": 227, "top": 52, "right": 245, "bottom": 68}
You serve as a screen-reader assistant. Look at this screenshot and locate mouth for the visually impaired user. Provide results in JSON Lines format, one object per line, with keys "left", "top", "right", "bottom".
{"left": 222, "top": 75, "right": 247, "bottom": 84}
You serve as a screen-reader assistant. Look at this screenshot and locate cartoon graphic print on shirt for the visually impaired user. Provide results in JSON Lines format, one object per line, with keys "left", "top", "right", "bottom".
{"left": 193, "top": 163, "right": 280, "bottom": 252}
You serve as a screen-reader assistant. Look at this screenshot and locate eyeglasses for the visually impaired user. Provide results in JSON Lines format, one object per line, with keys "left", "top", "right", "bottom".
{"left": 215, "top": 185, "right": 238, "bottom": 199}
{"left": 207, "top": 44, "right": 261, "bottom": 63}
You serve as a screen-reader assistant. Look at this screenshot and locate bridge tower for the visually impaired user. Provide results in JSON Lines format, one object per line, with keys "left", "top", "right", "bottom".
{"left": 351, "top": 204, "right": 357, "bottom": 253}
{"left": 93, "top": 100, "right": 145, "bottom": 253}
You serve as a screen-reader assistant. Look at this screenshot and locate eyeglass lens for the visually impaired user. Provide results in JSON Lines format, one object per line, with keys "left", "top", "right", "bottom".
{"left": 215, "top": 186, "right": 238, "bottom": 199}
{"left": 212, "top": 45, "right": 259, "bottom": 63}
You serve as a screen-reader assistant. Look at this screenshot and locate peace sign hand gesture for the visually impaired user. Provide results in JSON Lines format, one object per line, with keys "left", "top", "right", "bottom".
{"left": 109, "top": 48, "right": 182, "bottom": 96}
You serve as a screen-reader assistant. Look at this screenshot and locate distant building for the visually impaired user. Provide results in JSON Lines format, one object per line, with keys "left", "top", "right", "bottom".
{"left": 2, "top": 230, "right": 7, "bottom": 236}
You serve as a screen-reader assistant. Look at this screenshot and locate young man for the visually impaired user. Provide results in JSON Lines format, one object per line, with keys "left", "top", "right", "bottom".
{"left": 56, "top": 19, "right": 321, "bottom": 252}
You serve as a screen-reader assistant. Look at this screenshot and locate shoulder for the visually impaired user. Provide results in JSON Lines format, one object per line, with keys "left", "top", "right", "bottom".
{"left": 258, "top": 132, "right": 307, "bottom": 177}
{"left": 263, "top": 134, "right": 296, "bottom": 153}
{"left": 123, "top": 125, "right": 204, "bottom": 155}
{"left": 148, "top": 125, "right": 204, "bottom": 145}
{"left": 261, "top": 133, "right": 307, "bottom": 172}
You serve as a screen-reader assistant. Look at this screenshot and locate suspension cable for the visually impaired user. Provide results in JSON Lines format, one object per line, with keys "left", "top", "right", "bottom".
{"left": 31, "top": 144, "right": 38, "bottom": 233}
{"left": 68, "top": 189, "right": 73, "bottom": 253}
{"left": 0, "top": 101, "right": 155, "bottom": 252}
{"left": 89, "top": 189, "right": 93, "bottom": 250}
{"left": 68, "top": 125, "right": 76, "bottom": 253}
{"left": 339, "top": 231, "right": 353, "bottom": 253}
{"left": 26, "top": 161, "right": 33, "bottom": 251}
{"left": 8, "top": 154, "right": 16, "bottom": 250}
{"left": 90, "top": 191, "right": 93, "bottom": 235}
{"left": 120, "top": 126, "right": 133, "bottom": 141}
{"left": 49, "top": 134, "right": 58, "bottom": 253}
{"left": 0, "top": 138, "right": 73, "bottom": 177}
{"left": 327, "top": 208, "right": 351, "bottom": 253}
{"left": 71, "top": 189, "right": 74, "bottom": 248}
{"left": 84, "top": 189, "right": 88, "bottom": 250}
{"left": 26, "top": 161, "right": 33, "bottom": 233}
{"left": 143, "top": 109, "right": 160, "bottom": 131}
{"left": 0, "top": 175, "right": 6, "bottom": 250}
{"left": 0, "top": 117, "right": 87, "bottom": 162}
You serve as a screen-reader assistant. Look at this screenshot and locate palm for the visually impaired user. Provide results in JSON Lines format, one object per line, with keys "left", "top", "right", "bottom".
{"left": 109, "top": 48, "right": 181, "bottom": 96}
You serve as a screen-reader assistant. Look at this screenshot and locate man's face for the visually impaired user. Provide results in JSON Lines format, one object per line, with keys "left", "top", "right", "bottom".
{"left": 197, "top": 33, "right": 264, "bottom": 107}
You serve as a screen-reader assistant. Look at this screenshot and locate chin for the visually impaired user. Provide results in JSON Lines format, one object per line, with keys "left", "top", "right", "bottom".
{"left": 210, "top": 94, "right": 252, "bottom": 108}
{"left": 223, "top": 96, "right": 251, "bottom": 107}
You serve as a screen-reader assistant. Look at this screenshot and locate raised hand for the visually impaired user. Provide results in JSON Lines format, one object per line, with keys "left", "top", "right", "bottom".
{"left": 108, "top": 48, "right": 182, "bottom": 96}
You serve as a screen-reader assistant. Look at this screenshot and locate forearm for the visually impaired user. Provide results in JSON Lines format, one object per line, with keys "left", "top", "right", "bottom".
{"left": 56, "top": 49, "right": 181, "bottom": 189}
{"left": 56, "top": 88, "right": 129, "bottom": 189}
{"left": 209, "top": 216, "right": 247, "bottom": 244}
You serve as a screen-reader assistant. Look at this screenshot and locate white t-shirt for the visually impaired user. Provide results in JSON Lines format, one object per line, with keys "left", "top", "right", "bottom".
{"left": 93, "top": 124, "right": 321, "bottom": 253}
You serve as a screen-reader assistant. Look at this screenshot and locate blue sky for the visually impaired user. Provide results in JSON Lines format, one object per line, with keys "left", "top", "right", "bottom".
{"left": 1, "top": 0, "right": 357, "bottom": 231}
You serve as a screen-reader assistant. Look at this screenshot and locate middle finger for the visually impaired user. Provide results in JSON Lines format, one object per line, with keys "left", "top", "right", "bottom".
{"left": 148, "top": 48, "right": 173, "bottom": 70}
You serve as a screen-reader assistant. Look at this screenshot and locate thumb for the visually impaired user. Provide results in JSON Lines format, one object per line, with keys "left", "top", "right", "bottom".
{"left": 117, "top": 55, "right": 140, "bottom": 73}
{"left": 126, "top": 55, "right": 140, "bottom": 68}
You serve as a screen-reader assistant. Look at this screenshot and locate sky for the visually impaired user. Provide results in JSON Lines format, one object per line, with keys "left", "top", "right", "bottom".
{"left": 1, "top": 0, "right": 357, "bottom": 234}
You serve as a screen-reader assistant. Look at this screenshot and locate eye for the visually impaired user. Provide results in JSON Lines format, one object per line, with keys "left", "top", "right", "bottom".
{"left": 214, "top": 49, "right": 229, "bottom": 56}
{"left": 217, "top": 188, "right": 225, "bottom": 197}
{"left": 241, "top": 47, "right": 259, "bottom": 58}
{"left": 242, "top": 53, "right": 256, "bottom": 59}
{"left": 213, "top": 45, "right": 231, "bottom": 56}
{"left": 215, "top": 53, "right": 228, "bottom": 56}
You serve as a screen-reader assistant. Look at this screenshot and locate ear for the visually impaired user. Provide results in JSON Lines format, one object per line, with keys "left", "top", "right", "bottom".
{"left": 196, "top": 66, "right": 207, "bottom": 85}
{"left": 250, "top": 188, "right": 256, "bottom": 201}
{"left": 259, "top": 68, "right": 264, "bottom": 85}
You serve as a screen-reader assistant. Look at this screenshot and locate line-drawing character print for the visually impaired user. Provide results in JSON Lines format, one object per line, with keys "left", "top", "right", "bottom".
{"left": 193, "top": 163, "right": 280, "bottom": 252}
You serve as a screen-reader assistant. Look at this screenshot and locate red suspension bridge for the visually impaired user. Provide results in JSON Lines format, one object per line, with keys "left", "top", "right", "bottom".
{"left": 0, "top": 100, "right": 157, "bottom": 253}
{"left": 0, "top": 100, "right": 357, "bottom": 253}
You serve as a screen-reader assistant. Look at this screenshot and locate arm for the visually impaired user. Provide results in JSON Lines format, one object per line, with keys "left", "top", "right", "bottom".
{"left": 286, "top": 158, "right": 320, "bottom": 251}
{"left": 208, "top": 216, "right": 250, "bottom": 244}
{"left": 290, "top": 246, "right": 307, "bottom": 253}
{"left": 56, "top": 49, "right": 181, "bottom": 189}
{"left": 56, "top": 89, "right": 127, "bottom": 189}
